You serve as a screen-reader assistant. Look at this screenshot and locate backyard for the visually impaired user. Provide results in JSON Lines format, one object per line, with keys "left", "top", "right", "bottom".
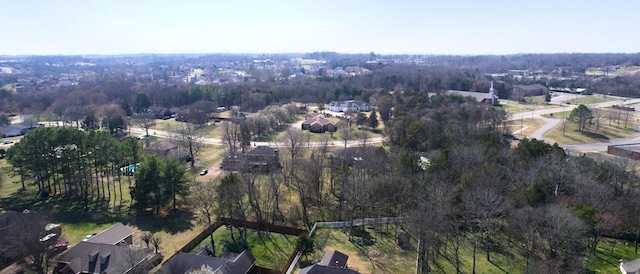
{"left": 190, "top": 225, "right": 298, "bottom": 271}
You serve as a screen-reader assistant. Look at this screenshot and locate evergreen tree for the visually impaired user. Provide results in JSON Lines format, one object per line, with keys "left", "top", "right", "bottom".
{"left": 368, "top": 110, "right": 379, "bottom": 129}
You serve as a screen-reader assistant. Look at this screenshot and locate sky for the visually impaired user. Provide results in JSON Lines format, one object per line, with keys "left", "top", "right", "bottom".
{"left": 2, "top": 0, "right": 639, "bottom": 56}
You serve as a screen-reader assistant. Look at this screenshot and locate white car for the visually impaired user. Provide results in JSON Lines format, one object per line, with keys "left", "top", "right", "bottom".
{"left": 82, "top": 234, "right": 96, "bottom": 241}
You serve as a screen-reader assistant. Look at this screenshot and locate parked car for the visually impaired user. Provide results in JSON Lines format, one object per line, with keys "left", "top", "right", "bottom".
{"left": 199, "top": 169, "right": 208, "bottom": 176}
{"left": 82, "top": 234, "right": 96, "bottom": 241}
{"left": 2, "top": 140, "right": 13, "bottom": 145}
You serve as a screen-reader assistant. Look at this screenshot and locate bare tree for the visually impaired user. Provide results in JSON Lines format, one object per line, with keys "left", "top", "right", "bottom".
{"left": 190, "top": 180, "right": 218, "bottom": 255}
{"left": 8, "top": 212, "right": 56, "bottom": 274}
{"left": 177, "top": 123, "right": 205, "bottom": 169}
{"left": 150, "top": 234, "right": 162, "bottom": 254}
{"left": 117, "top": 245, "right": 153, "bottom": 274}
{"left": 221, "top": 121, "right": 241, "bottom": 156}
{"left": 338, "top": 120, "right": 352, "bottom": 148}
{"left": 130, "top": 113, "right": 156, "bottom": 137}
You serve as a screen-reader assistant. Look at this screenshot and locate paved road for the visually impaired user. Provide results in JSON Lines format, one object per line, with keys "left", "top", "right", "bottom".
{"left": 508, "top": 97, "right": 640, "bottom": 152}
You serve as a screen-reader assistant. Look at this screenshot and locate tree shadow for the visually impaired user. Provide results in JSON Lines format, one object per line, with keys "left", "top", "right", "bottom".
{"left": 348, "top": 227, "right": 376, "bottom": 247}
{"left": 581, "top": 131, "right": 609, "bottom": 140}
{"left": 131, "top": 208, "right": 195, "bottom": 234}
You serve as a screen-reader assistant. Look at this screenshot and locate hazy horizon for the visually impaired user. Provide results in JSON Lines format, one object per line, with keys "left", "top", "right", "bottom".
{"left": 3, "top": 0, "right": 639, "bottom": 56}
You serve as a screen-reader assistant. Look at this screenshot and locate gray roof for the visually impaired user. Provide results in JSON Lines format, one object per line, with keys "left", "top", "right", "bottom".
{"left": 298, "top": 265, "right": 359, "bottom": 274}
{"left": 298, "top": 250, "right": 359, "bottom": 274}
{"left": 446, "top": 90, "right": 497, "bottom": 102}
{"left": 87, "top": 222, "right": 133, "bottom": 245}
{"left": 158, "top": 250, "right": 256, "bottom": 274}
{"left": 622, "top": 258, "right": 640, "bottom": 273}
{"left": 513, "top": 84, "right": 548, "bottom": 91}
{"left": 57, "top": 242, "right": 150, "bottom": 274}
{"left": 319, "top": 250, "right": 349, "bottom": 268}
{"left": 247, "top": 146, "right": 277, "bottom": 156}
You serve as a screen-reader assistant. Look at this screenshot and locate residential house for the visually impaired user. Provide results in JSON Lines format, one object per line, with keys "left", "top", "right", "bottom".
{"left": 309, "top": 118, "right": 337, "bottom": 133}
{"left": 158, "top": 249, "right": 256, "bottom": 274}
{"left": 621, "top": 258, "right": 640, "bottom": 274}
{"left": 302, "top": 113, "right": 337, "bottom": 133}
{"left": 86, "top": 222, "right": 133, "bottom": 246}
{"left": 298, "top": 250, "right": 359, "bottom": 274}
{"left": 221, "top": 146, "right": 281, "bottom": 173}
{"left": 245, "top": 146, "right": 281, "bottom": 173}
{"left": 146, "top": 106, "right": 171, "bottom": 119}
{"left": 54, "top": 223, "right": 155, "bottom": 274}
{"left": 295, "top": 102, "right": 308, "bottom": 113}
{"left": 0, "top": 122, "right": 40, "bottom": 138}
{"left": 221, "top": 153, "right": 246, "bottom": 171}
{"left": 302, "top": 113, "right": 325, "bottom": 130}
{"left": 328, "top": 100, "right": 371, "bottom": 113}
{"left": 55, "top": 242, "right": 152, "bottom": 274}
{"left": 512, "top": 84, "right": 549, "bottom": 100}
{"left": 144, "top": 140, "right": 190, "bottom": 161}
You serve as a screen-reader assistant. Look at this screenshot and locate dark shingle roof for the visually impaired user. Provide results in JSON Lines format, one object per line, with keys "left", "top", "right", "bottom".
{"left": 298, "top": 250, "right": 359, "bottom": 274}
{"left": 57, "top": 242, "right": 150, "bottom": 274}
{"left": 319, "top": 250, "right": 349, "bottom": 267}
{"left": 247, "top": 146, "right": 277, "bottom": 156}
{"left": 158, "top": 250, "right": 256, "bottom": 274}
{"left": 87, "top": 222, "right": 133, "bottom": 245}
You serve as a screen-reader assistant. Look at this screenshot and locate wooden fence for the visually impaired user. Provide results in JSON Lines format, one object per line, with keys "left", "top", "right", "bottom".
{"left": 161, "top": 217, "right": 307, "bottom": 274}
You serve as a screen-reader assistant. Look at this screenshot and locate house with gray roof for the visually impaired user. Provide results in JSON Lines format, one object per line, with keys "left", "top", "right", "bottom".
{"left": 158, "top": 250, "right": 256, "bottom": 274}
{"left": 298, "top": 250, "right": 359, "bottom": 274}
{"left": 86, "top": 222, "right": 133, "bottom": 245}
{"left": 55, "top": 242, "right": 152, "bottom": 274}
{"left": 328, "top": 100, "right": 371, "bottom": 113}
{"left": 54, "top": 223, "right": 155, "bottom": 274}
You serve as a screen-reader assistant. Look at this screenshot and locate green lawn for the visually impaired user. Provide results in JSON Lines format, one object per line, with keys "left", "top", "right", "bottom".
{"left": 572, "top": 95, "right": 618, "bottom": 105}
{"left": 306, "top": 226, "right": 416, "bottom": 273}
{"left": 543, "top": 117, "right": 637, "bottom": 146}
{"left": 587, "top": 237, "right": 640, "bottom": 273}
{"left": 190, "top": 226, "right": 297, "bottom": 270}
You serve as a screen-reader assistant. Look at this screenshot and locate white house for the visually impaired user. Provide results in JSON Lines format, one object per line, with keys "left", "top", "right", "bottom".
{"left": 328, "top": 100, "right": 371, "bottom": 113}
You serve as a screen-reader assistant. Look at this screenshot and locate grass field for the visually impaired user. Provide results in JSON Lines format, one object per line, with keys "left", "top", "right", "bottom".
{"left": 586, "top": 66, "right": 640, "bottom": 76}
{"left": 190, "top": 226, "right": 297, "bottom": 270}
{"left": 571, "top": 95, "right": 618, "bottom": 105}
{"left": 305, "top": 226, "right": 416, "bottom": 273}
{"left": 306, "top": 226, "right": 529, "bottom": 274}
{"left": 508, "top": 118, "right": 546, "bottom": 138}
{"left": 543, "top": 117, "right": 637, "bottom": 146}
{"left": 587, "top": 237, "right": 640, "bottom": 273}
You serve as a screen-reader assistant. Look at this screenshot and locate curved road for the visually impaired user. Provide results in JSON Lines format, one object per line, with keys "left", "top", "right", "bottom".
{"left": 508, "top": 96, "right": 640, "bottom": 152}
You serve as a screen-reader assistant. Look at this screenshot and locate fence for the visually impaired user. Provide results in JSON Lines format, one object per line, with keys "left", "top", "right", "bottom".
{"left": 161, "top": 220, "right": 224, "bottom": 265}
{"left": 285, "top": 216, "right": 409, "bottom": 274}
{"left": 161, "top": 217, "right": 307, "bottom": 274}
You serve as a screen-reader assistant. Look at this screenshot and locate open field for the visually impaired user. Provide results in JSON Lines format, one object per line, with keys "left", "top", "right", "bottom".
{"left": 190, "top": 226, "right": 297, "bottom": 270}
{"left": 305, "top": 226, "right": 528, "bottom": 274}
{"left": 508, "top": 118, "right": 546, "bottom": 138}
{"left": 302, "top": 226, "right": 416, "bottom": 273}
{"left": 586, "top": 66, "right": 640, "bottom": 76}
{"left": 543, "top": 116, "right": 637, "bottom": 146}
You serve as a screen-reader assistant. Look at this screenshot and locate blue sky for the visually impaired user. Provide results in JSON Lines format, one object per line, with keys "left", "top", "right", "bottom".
{"left": 2, "top": 0, "right": 639, "bottom": 55}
